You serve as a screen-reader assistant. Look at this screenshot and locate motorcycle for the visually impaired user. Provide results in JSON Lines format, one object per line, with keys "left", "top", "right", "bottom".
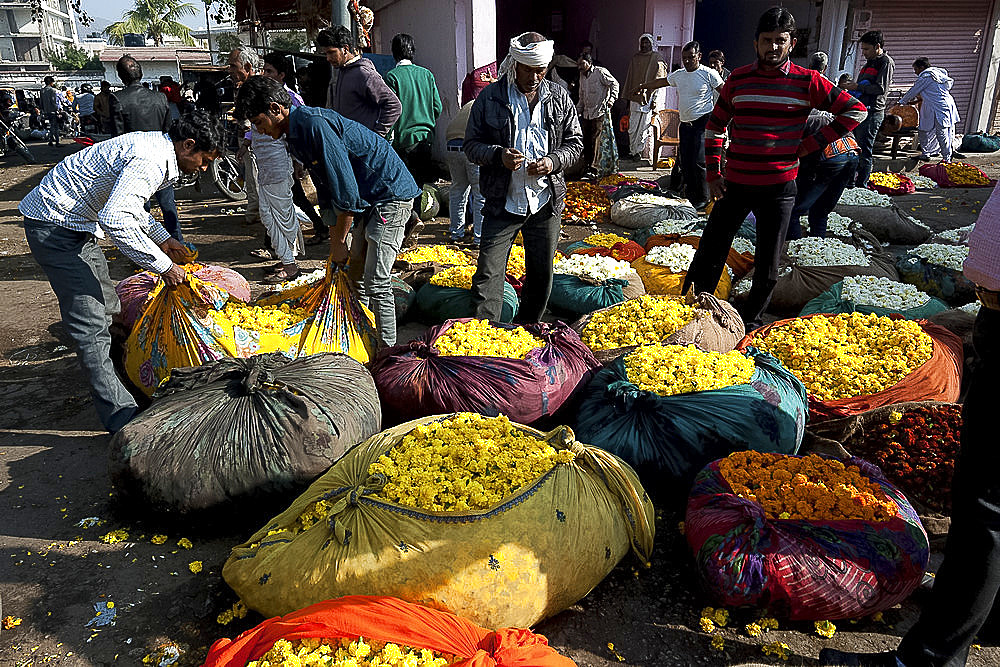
{"left": 0, "top": 111, "right": 35, "bottom": 163}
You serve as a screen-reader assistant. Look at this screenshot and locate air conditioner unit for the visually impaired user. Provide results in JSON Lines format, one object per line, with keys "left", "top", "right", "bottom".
{"left": 853, "top": 10, "right": 873, "bottom": 33}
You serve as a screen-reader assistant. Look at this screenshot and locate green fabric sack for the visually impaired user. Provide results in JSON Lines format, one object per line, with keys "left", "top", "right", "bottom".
{"left": 412, "top": 282, "right": 518, "bottom": 324}
{"left": 800, "top": 280, "right": 950, "bottom": 319}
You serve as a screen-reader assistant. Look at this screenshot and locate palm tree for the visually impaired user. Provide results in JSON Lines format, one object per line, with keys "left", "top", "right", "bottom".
{"left": 105, "top": 0, "right": 198, "bottom": 47}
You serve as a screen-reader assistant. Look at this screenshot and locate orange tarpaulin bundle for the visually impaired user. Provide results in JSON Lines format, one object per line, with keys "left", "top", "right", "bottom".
{"left": 739, "top": 314, "right": 963, "bottom": 421}
{"left": 202, "top": 596, "right": 575, "bottom": 667}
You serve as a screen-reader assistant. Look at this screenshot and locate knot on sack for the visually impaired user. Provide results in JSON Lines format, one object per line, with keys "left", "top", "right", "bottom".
{"left": 408, "top": 338, "right": 437, "bottom": 357}
{"left": 325, "top": 475, "right": 386, "bottom": 546}
{"left": 241, "top": 358, "right": 274, "bottom": 394}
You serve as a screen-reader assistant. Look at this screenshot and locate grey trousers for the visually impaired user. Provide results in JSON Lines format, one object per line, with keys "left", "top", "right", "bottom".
{"left": 23, "top": 219, "right": 138, "bottom": 432}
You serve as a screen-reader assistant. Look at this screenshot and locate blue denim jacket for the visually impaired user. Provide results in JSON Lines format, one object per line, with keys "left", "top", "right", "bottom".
{"left": 286, "top": 105, "right": 420, "bottom": 214}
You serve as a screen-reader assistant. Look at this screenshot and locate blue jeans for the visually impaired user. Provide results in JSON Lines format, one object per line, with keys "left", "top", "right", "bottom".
{"left": 853, "top": 107, "right": 884, "bottom": 187}
{"left": 445, "top": 145, "right": 483, "bottom": 242}
{"left": 23, "top": 218, "right": 138, "bottom": 432}
{"left": 45, "top": 111, "right": 60, "bottom": 144}
{"left": 787, "top": 154, "right": 858, "bottom": 240}
{"left": 144, "top": 186, "right": 182, "bottom": 241}
{"left": 349, "top": 199, "right": 411, "bottom": 347}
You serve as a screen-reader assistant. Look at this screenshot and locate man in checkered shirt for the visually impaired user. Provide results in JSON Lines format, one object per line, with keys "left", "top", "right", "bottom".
{"left": 19, "top": 108, "right": 224, "bottom": 433}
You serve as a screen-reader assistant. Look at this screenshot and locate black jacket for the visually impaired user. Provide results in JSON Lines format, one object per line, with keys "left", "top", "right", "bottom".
{"left": 463, "top": 76, "right": 582, "bottom": 217}
{"left": 113, "top": 84, "right": 170, "bottom": 135}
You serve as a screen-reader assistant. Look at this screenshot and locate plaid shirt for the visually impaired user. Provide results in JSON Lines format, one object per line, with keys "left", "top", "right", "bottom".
{"left": 965, "top": 184, "right": 1000, "bottom": 291}
{"left": 19, "top": 131, "right": 178, "bottom": 273}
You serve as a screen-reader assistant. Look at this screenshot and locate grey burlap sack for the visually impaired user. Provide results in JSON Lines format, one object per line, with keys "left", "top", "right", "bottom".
{"left": 610, "top": 192, "right": 699, "bottom": 230}
{"left": 572, "top": 292, "right": 745, "bottom": 364}
{"left": 834, "top": 204, "right": 932, "bottom": 244}
{"left": 928, "top": 307, "right": 977, "bottom": 347}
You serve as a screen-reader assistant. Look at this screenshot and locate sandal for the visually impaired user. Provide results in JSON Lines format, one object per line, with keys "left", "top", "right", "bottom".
{"left": 262, "top": 266, "right": 300, "bottom": 284}
{"left": 250, "top": 247, "right": 275, "bottom": 260}
{"left": 305, "top": 234, "right": 329, "bottom": 246}
{"left": 264, "top": 262, "right": 284, "bottom": 275}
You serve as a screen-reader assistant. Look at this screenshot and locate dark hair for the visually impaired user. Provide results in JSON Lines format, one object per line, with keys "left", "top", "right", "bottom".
{"left": 317, "top": 26, "right": 355, "bottom": 52}
{"left": 233, "top": 75, "right": 293, "bottom": 121}
{"left": 391, "top": 33, "right": 415, "bottom": 62}
{"left": 755, "top": 7, "right": 796, "bottom": 38}
{"left": 578, "top": 53, "right": 593, "bottom": 64}
{"left": 708, "top": 49, "right": 724, "bottom": 61}
{"left": 44, "top": 75, "right": 54, "bottom": 85}
{"left": 913, "top": 57, "right": 931, "bottom": 71}
{"left": 117, "top": 55, "right": 143, "bottom": 85}
{"left": 518, "top": 31, "right": 546, "bottom": 47}
{"left": 683, "top": 40, "right": 700, "bottom": 54}
{"left": 263, "top": 51, "right": 292, "bottom": 77}
{"left": 860, "top": 30, "right": 884, "bottom": 48}
{"left": 167, "top": 107, "right": 224, "bottom": 153}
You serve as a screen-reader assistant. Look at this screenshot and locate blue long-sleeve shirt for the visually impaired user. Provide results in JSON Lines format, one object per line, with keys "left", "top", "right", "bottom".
{"left": 285, "top": 105, "right": 420, "bottom": 214}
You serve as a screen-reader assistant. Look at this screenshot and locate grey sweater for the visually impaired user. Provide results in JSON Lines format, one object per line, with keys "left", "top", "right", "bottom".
{"left": 326, "top": 57, "right": 401, "bottom": 137}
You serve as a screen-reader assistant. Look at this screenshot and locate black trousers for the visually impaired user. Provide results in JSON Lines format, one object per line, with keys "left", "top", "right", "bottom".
{"left": 580, "top": 117, "right": 601, "bottom": 171}
{"left": 684, "top": 180, "right": 796, "bottom": 329}
{"left": 897, "top": 306, "right": 1000, "bottom": 667}
{"left": 678, "top": 112, "right": 711, "bottom": 207}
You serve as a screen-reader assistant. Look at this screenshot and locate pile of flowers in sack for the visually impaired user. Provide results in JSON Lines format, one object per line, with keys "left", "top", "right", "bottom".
{"left": 432, "top": 320, "right": 544, "bottom": 360}
{"left": 265, "top": 268, "right": 326, "bottom": 292}
{"left": 840, "top": 276, "right": 932, "bottom": 311}
{"left": 958, "top": 301, "right": 981, "bottom": 314}
{"left": 673, "top": 228, "right": 755, "bottom": 255}
{"left": 941, "top": 162, "right": 993, "bottom": 186}
{"left": 397, "top": 245, "right": 474, "bottom": 266}
{"left": 645, "top": 244, "right": 697, "bottom": 273}
{"left": 798, "top": 212, "right": 854, "bottom": 238}
{"left": 786, "top": 237, "right": 869, "bottom": 267}
{"left": 579, "top": 295, "right": 697, "bottom": 351}
{"left": 868, "top": 172, "right": 913, "bottom": 192}
{"left": 839, "top": 188, "right": 892, "bottom": 207}
{"left": 563, "top": 181, "right": 611, "bottom": 223}
{"left": 908, "top": 174, "right": 938, "bottom": 189}
{"left": 429, "top": 265, "right": 477, "bottom": 289}
{"left": 909, "top": 243, "right": 968, "bottom": 271}
{"left": 624, "top": 344, "right": 755, "bottom": 397}
{"left": 934, "top": 224, "right": 974, "bottom": 244}
{"left": 648, "top": 218, "right": 699, "bottom": 237}
{"left": 554, "top": 253, "right": 638, "bottom": 283}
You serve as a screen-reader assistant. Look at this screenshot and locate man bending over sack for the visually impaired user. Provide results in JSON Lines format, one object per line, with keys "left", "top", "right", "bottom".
{"left": 234, "top": 75, "right": 420, "bottom": 348}
{"left": 19, "top": 108, "right": 224, "bottom": 433}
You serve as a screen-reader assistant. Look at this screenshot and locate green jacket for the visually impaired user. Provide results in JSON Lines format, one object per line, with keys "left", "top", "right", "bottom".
{"left": 385, "top": 62, "right": 443, "bottom": 152}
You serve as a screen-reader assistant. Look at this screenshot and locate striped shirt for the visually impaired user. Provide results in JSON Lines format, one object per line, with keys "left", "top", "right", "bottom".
{"left": 19, "top": 131, "right": 177, "bottom": 273}
{"left": 705, "top": 60, "right": 867, "bottom": 187}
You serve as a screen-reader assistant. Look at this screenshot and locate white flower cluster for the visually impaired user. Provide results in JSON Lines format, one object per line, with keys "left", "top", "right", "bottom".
{"left": 958, "top": 301, "right": 981, "bottom": 314}
{"left": 786, "top": 237, "right": 870, "bottom": 267}
{"left": 840, "top": 275, "right": 931, "bottom": 310}
{"left": 933, "top": 224, "right": 974, "bottom": 245}
{"left": 645, "top": 244, "right": 697, "bottom": 273}
{"left": 798, "top": 212, "right": 854, "bottom": 238}
{"left": 838, "top": 187, "right": 892, "bottom": 207}
{"left": 650, "top": 218, "right": 698, "bottom": 236}
{"left": 731, "top": 277, "right": 752, "bottom": 297}
{"left": 555, "top": 253, "right": 638, "bottom": 284}
{"left": 267, "top": 268, "right": 326, "bottom": 291}
{"left": 675, "top": 228, "right": 755, "bottom": 255}
{"left": 909, "top": 174, "right": 939, "bottom": 189}
{"left": 910, "top": 243, "right": 969, "bottom": 271}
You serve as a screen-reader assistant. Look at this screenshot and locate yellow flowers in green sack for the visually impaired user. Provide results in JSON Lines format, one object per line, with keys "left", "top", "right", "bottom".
{"left": 433, "top": 320, "right": 544, "bottom": 359}
{"left": 398, "top": 245, "right": 474, "bottom": 267}
{"left": 583, "top": 232, "right": 630, "bottom": 248}
{"left": 215, "top": 301, "right": 309, "bottom": 334}
{"left": 507, "top": 245, "right": 526, "bottom": 279}
{"left": 624, "top": 344, "right": 755, "bottom": 397}
{"left": 580, "top": 295, "right": 697, "bottom": 351}
{"left": 248, "top": 638, "right": 452, "bottom": 667}
{"left": 430, "top": 265, "right": 477, "bottom": 289}
{"left": 755, "top": 313, "right": 933, "bottom": 401}
{"left": 368, "top": 413, "right": 576, "bottom": 512}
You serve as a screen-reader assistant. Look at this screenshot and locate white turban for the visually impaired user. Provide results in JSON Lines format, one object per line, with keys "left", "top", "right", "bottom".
{"left": 639, "top": 33, "right": 654, "bottom": 50}
{"left": 499, "top": 32, "right": 555, "bottom": 77}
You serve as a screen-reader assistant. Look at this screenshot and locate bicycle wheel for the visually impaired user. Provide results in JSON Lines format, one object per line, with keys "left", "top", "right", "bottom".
{"left": 212, "top": 153, "right": 247, "bottom": 201}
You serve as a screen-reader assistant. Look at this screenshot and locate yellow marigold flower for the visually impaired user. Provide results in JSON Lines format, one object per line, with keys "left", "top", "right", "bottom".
{"left": 889, "top": 411, "right": 903, "bottom": 424}
{"left": 700, "top": 606, "right": 715, "bottom": 619}
{"left": 434, "top": 319, "right": 545, "bottom": 359}
{"left": 624, "top": 344, "right": 755, "bottom": 397}
{"left": 506, "top": 245, "right": 527, "bottom": 279}
{"left": 699, "top": 617, "right": 716, "bottom": 633}
{"left": 216, "top": 601, "right": 248, "bottom": 625}
{"left": 759, "top": 617, "right": 780, "bottom": 631}
{"left": 397, "top": 245, "right": 474, "bottom": 266}
{"left": 745, "top": 622, "right": 763, "bottom": 638}
{"left": 188, "top": 560, "right": 203, "bottom": 574}
{"left": 581, "top": 295, "right": 698, "bottom": 351}
{"left": 2, "top": 616, "right": 22, "bottom": 630}
{"left": 430, "top": 264, "right": 477, "bottom": 289}
{"left": 99, "top": 529, "right": 128, "bottom": 544}
{"left": 177, "top": 537, "right": 193, "bottom": 550}
{"left": 247, "top": 637, "right": 452, "bottom": 667}
{"left": 815, "top": 620, "right": 837, "bottom": 638}
{"left": 150, "top": 534, "right": 168, "bottom": 545}
{"left": 216, "top": 301, "right": 309, "bottom": 334}
{"left": 710, "top": 635, "right": 725, "bottom": 651}
{"left": 584, "top": 232, "right": 630, "bottom": 248}
{"left": 713, "top": 608, "right": 729, "bottom": 627}
{"left": 762, "top": 641, "right": 792, "bottom": 660}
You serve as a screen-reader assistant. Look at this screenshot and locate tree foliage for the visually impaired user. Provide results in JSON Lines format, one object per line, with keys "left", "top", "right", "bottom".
{"left": 45, "top": 44, "right": 103, "bottom": 71}
{"left": 269, "top": 31, "right": 308, "bottom": 53}
{"left": 215, "top": 32, "right": 242, "bottom": 64}
{"left": 105, "top": 0, "right": 198, "bottom": 47}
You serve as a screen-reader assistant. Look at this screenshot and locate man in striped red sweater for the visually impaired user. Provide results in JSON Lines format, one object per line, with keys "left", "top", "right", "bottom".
{"left": 682, "top": 7, "right": 867, "bottom": 330}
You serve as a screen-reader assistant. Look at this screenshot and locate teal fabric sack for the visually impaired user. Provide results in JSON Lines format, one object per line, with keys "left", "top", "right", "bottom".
{"left": 412, "top": 282, "right": 517, "bottom": 324}
{"left": 574, "top": 347, "right": 808, "bottom": 493}
{"left": 800, "top": 280, "right": 949, "bottom": 319}
{"left": 548, "top": 274, "right": 643, "bottom": 318}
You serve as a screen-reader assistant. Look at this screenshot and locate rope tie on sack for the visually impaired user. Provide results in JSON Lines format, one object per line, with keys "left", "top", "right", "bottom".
{"left": 324, "top": 474, "right": 386, "bottom": 545}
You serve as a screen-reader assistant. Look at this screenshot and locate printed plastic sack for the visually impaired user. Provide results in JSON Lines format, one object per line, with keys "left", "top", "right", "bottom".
{"left": 573, "top": 347, "right": 808, "bottom": 492}
{"left": 740, "top": 315, "right": 963, "bottom": 421}
{"left": 202, "top": 595, "right": 576, "bottom": 667}
{"left": 371, "top": 319, "right": 600, "bottom": 426}
{"left": 116, "top": 264, "right": 251, "bottom": 331}
{"left": 896, "top": 252, "right": 977, "bottom": 307}
{"left": 411, "top": 282, "right": 518, "bottom": 324}
{"left": 685, "top": 454, "right": 929, "bottom": 620}
{"left": 833, "top": 204, "right": 931, "bottom": 244}
{"left": 222, "top": 415, "right": 655, "bottom": 629}
{"left": 799, "top": 280, "right": 949, "bottom": 320}
{"left": 548, "top": 272, "right": 645, "bottom": 318}
{"left": 110, "top": 353, "right": 381, "bottom": 516}
{"left": 392, "top": 275, "right": 415, "bottom": 320}
{"left": 610, "top": 191, "right": 698, "bottom": 229}
{"left": 919, "top": 162, "right": 996, "bottom": 188}
{"left": 571, "top": 293, "right": 745, "bottom": 364}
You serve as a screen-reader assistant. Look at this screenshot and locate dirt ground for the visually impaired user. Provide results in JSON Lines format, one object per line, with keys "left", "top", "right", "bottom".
{"left": 2, "top": 139, "right": 1000, "bottom": 667}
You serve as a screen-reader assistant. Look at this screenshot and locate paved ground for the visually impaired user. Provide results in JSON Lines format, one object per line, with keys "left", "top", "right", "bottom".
{"left": 2, "top": 139, "right": 1000, "bottom": 666}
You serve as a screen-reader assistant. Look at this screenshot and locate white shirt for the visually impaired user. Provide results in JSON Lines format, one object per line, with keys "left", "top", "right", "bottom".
{"left": 505, "top": 79, "right": 551, "bottom": 216}
{"left": 667, "top": 65, "right": 723, "bottom": 122}
{"left": 577, "top": 65, "right": 620, "bottom": 120}
{"left": 19, "top": 131, "right": 177, "bottom": 273}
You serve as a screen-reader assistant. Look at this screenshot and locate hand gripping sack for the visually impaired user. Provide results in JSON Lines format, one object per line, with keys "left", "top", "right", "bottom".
{"left": 685, "top": 455, "right": 929, "bottom": 620}
{"left": 110, "top": 353, "right": 381, "bottom": 516}
{"left": 571, "top": 293, "right": 745, "bottom": 364}
{"left": 548, "top": 272, "right": 645, "bottom": 318}
{"left": 896, "top": 252, "right": 977, "bottom": 307}
{"left": 370, "top": 319, "right": 600, "bottom": 426}
{"left": 202, "top": 596, "right": 575, "bottom": 667}
{"left": 799, "top": 280, "right": 949, "bottom": 320}
{"left": 116, "top": 264, "right": 251, "bottom": 332}
{"left": 412, "top": 282, "right": 518, "bottom": 325}
{"left": 573, "top": 347, "right": 808, "bottom": 490}
{"left": 221, "top": 416, "right": 655, "bottom": 629}
{"left": 740, "top": 315, "right": 963, "bottom": 422}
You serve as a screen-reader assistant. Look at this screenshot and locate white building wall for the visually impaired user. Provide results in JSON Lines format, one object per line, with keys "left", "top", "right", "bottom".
{"left": 101, "top": 60, "right": 184, "bottom": 85}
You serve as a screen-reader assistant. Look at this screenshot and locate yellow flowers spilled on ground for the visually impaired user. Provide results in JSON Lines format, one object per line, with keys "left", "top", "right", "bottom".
{"left": 710, "top": 635, "right": 725, "bottom": 651}
{"left": 247, "top": 638, "right": 453, "bottom": 667}
{"left": 699, "top": 617, "right": 716, "bottom": 633}
{"left": 177, "top": 537, "right": 193, "bottom": 549}
{"left": 624, "top": 345, "right": 754, "bottom": 397}
{"left": 434, "top": 319, "right": 544, "bottom": 359}
{"left": 429, "top": 264, "right": 477, "bottom": 289}
{"left": 150, "top": 534, "right": 167, "bottom": 545}
{"left": 943, "top": 162, "right": 991, "bottom": 186}
{"left": 507, "top": 245, "right": 526, "bottom": 279}
{"left": 762, "top": 641, "right": 792, "bottom": 660}
{"left": 720, "top": 451, "right": 896, "bottom": 522}
{"left": 755, "top": 313, "right": 933, "bottom": 400}
{"left": 869, "top": 172, "right": 908, "bottom": 189}
{"left": 815, "top": 620, "right": 837, "bottom": 638}
{"left": 745, "top": 622, "right": 763, "bottom": 638}
{"left": 99, "top": 529, "right": 129, "bottom": 544}
{"left": 584, "top": 232, "right": 630, "bottom": 248}
{"left": 397, "top": 245, "right": 473, "bottom": 266}
{"left": 368, "top": 413, "right": 576, "bottom": 512}
{"left": 218, "top": 301, "right": 308, "bottom": 334}
{"left": 2, "top": 616, "right": 22, "bottom": 630}
{"left": 216, "top": 600, "right": 248, "bottom": 625}
{"left": 580, "top": 295, "right": 697, "bottom": 351}
{"left": 188, "top": 561, "right": 203, "bottom": 574}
